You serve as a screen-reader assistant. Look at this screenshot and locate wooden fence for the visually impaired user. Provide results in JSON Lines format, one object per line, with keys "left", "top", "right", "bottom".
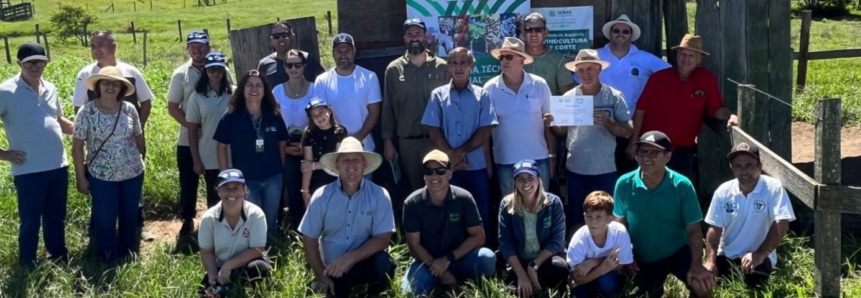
{"left": 730, "top": 84, "right": 855, "bottom": 297}
{"left": 228, "top": 16, "right": 320, "bottom": 77}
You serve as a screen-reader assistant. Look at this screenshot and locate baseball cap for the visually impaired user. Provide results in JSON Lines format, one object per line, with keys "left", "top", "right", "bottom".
{"left": 204, "top": 52, "right": 227, "bottom": 69}
{"left": 332, "top": 33, "right": 355, "bottom": 49}
{"left": 523, "top": 12, "right": 547, "bottom": 27}
{"left": 635, "top": 131, "right": 672, "bottom": 151}
{"left": 187, "top": 30, "right": 210, "bottom": 44}
{"left": 217, "top": 169, "right": 246, "bottom": 187}
{"left": 422, "top": 150, "right": 450, "bottom": 167}
{"left": 17, "top": 42, "right": 48, "bottom": 63}
{"left": 727, "top": 142, "right": 760, "bottom": 161}
{"left": 513, "top": 159, "right": 540, "bottom": 178}
{"left": 403, "top": 17, "right": 427, "bottom": 31}
{"left": 304, "top": 98, "right": 329, "bottom": 114}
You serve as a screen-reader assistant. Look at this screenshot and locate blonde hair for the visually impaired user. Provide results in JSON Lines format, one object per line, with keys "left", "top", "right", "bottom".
{"left": 504, "top": 178, "right": 550, "bottom": 216}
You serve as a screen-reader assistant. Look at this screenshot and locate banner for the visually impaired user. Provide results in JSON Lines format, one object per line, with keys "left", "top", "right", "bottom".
{"left": 530, "top": 7, "right": 593, "bottom": 59}
{"left": 407, "top": 0, "right": 531, "bottom": 84}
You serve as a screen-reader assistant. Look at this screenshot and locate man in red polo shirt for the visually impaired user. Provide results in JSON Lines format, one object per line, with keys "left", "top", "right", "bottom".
{"left": 627, "top": 34, "right": 738, "bottom": 181}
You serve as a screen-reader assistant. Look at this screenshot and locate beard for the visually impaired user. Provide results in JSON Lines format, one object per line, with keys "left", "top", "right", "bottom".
{"left": 408, "top": 40, "right": 426, "bottom": 55}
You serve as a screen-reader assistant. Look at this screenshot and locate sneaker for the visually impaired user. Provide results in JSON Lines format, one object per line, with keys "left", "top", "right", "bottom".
{"left": 141, "top": 230, "right": 155, "bottom": 242}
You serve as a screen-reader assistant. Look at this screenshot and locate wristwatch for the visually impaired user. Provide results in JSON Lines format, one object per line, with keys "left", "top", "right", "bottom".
{"left": 446, "top": 253, "right": 456, "bottom": 263}
{"left": 529, "top": 261, "right": 539, "bottom": 270}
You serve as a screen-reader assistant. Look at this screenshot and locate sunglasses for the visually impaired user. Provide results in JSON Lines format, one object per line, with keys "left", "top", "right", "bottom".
{"left": 637, "top": 149, "right": 665, "bottom": 158}
{"left": 612, "top": 29, "right": 632, "bottom": 35}
{"left": 422, "top": 167, "right": 448, "bottom": 176}
{"left": 499, "top": 54, "right": 516, "bottom": 61}
{"left": 271, "top": 32, "right": 292, "bottom": 39}
{"left": 285, "top": 62, "right": 304, "bottom": 69}
{"left": 524, "top": 27, "right": 546, "bottom": 33}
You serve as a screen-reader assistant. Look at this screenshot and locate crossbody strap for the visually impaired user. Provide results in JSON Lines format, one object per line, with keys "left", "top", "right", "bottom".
{"left": 87, "top": 106, "right": 123, "bottom": 169}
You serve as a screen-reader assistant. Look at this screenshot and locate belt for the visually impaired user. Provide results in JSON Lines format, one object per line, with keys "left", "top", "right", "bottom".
{"left": 402, "top": 134, "right": 430, "bottom": 140}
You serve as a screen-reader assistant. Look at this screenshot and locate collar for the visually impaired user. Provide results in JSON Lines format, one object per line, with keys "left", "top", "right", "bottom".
{"left": 494, "top": 70, "right": 534, "bottom": 94}
{"left": 14, "top": 73, "right": 45, "bottom": 93}
{"left": 335, "top": 177, "right": 365, "bottom": 197}
{"left": 422, "top": 186, "right": 455, "bottom": 206}
{"left": 448, "top": 80, "right": 475, "bottom": 94}
{"left": 729, "top": 175, "right": 765, "bottom": 197}
{"left": 400, "top": 50, "right": 437, "bottom": 62}
{"left": 218, "top": 201, "right": 248, "bottom": 222}
{"left": 633, "top": 167, "right": 671, "bottom": 190}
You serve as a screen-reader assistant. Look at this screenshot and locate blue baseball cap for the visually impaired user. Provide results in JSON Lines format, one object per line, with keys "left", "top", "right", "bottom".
{"left": 204, "top": 52, "right": 227, "bottom": 69}
{"left": 332, "top": 33, "right": 355, "bottom": 49}
{"left": 187, "top": 30, "right": 210, "bottom": 44}
{"left": 513, "top": 159, "right": 540, "bottom": 178}
{"left": 217, "top": 169, "right": 245, "bottom": 187}
{"left": 403, "top": 17, "right": 427, "bottom": 31}
{"left": 305, "top": 97, "right": 329, "bottom": 114}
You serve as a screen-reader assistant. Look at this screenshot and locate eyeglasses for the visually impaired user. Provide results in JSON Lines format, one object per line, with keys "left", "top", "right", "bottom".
{"left": 23, "top": 61, "right": 46, "bottom": 68}
{"left": 637, "top": 149, "right": 665, "bottom": 158}
{"left": 612, "top": 29, "right": 631, "bottom": 35}
{"left": 271, "top": 32, "right": 292, "bottom": 39}
{"left": 524, "top": 27, "right": 546, "bottom": 34}
{"left": 499, "top": 54, "right": 515, "bottom": 61}
{"left": 99, "top": 80, "right": 122, "bottom": 88}
{"left": 422, "top": 167, "right": 448, "bottom": 176}
{"left": 285, "top": 63, "right": 304, "bottom": 69}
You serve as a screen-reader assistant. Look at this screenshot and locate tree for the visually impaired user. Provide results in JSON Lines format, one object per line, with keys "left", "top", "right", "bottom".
{"left": 49, "top": 4, "right": 98, "bottom": 46}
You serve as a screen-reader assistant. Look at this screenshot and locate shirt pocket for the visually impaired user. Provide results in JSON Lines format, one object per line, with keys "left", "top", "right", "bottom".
{"left": 527, "top": 96, "right": 543, "bottom": 113}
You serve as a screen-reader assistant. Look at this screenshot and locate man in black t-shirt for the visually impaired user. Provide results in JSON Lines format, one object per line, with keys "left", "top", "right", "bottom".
{"left": 401, "top": 150, "right": 496, "bottom": 296}
{"left": 256, "top": 21, "right": 324, "bottom": 85}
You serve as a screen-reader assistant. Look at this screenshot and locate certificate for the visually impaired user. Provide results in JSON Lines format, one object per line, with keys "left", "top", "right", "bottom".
{"left": 550, "top": 95, "right": 594, "bottom": 126}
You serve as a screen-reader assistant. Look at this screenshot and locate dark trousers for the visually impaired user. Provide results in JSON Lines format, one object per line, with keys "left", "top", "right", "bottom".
{"left": 615, "top": 137, "right": 638, "bottom": 176}
{"left": 90, "top": 172, "right": 144, "bottom": 260}
{"left": 716, "top": 255, "right": 773, "bottom": 288}
{"left": 634, "top": 245, "right": 695, "bottom": 298}
{"left": 566, "top": 171, "right": 617, "bottom": 229}
{"left": 570, "top": 270, "right": 620, "bottom": 298}
{"left": 202, "top": 170, "right": 220, "bottom": 207}
{"left": 177, "top": 146, "right": 200, "bottom": 221}
{"left": 330, "top": 251, "right": 395, "bottom": 298}
{"left": 451, "top": 169, "right": 491, "bottom": 243}
{"left": 668, "top": 146, "right": 696, "bottom": 183}
{"left": 505, "top": 254, "right": 570, "bottom": 292}
{"left": 198, "top": 258, "right": 272, "bottom": 294}
{"left": 283, "top": 154, "right": 304, "bottom": 231}
{"left": 14, "top": 167, "right": 69, "bottom": 266}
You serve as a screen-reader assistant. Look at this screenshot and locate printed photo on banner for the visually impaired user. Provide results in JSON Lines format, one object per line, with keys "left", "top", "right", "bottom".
{"left": 530, "top": 6, "right": 594, "bottom": 60}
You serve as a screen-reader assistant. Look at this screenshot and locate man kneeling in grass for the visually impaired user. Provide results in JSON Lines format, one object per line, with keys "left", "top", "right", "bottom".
{"left": 704, "top": 142, "right": 796, "bottom": 288}
{"left": 198, "top": 169, "right": 271, "bottom": 296}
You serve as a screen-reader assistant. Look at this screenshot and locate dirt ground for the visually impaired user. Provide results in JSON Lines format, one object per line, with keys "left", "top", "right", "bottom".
{"left": 791, "top": 122, "right": 861, "bottom": 185}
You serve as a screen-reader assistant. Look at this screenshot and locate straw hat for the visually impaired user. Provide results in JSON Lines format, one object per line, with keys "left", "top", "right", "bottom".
{"left": 671, "top": 34, "right": 710, "bottom": 56}
{"left": 490, "top": 37, "right": 534, "bottom": 64}
{"left": 564, "top": 49, "right": 610, "bottom": 72}
{"left": 85, "top": 66, "right": 136, "bottom": 97}
{"left": 602, "top": 14, "right": 641, "bottom": 42}
{"left": 319, "top": 137, "right": 383, "bottom": 177}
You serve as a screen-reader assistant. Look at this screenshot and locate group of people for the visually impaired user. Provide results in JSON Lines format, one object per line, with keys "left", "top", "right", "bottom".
{"left": 0, "top": 12, "right": 798, "bottom": 298}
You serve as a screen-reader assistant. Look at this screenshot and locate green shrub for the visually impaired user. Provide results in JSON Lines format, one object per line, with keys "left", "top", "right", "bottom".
{"left": 48, "top": 4, "right": 98, "bottom": 46}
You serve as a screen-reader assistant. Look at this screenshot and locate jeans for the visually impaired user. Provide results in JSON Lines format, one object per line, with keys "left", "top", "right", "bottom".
{"left": 570, "top": 270, "right": 620, "bottom": 298}
{"left": 566, "top": 171, "right": 617, "bottom": 229}
{"left": 14, "top": 167, "right": 69, "bottom": 266}
{"left": 496, "top": 158, "right": 551, "bottom": 199}
{"left": 283, "top": 154, "right": 304, "bottom": 231}
{"left": 451, "top": 169, "right": 491, "bottom": 241}
{"left": 246, "top": 173, "right": 283, "bottom": 235}
{"left": 402, "top": 247, "right": 496, "bottom": 296}
{"left": 90, "top": 172, "right": 144, "bottom": 260}
{"left": 177, "top": 146, "right": 200, "bottom": 221}
{"left": 330, "top": 250, "right": 395, "bottom": 298}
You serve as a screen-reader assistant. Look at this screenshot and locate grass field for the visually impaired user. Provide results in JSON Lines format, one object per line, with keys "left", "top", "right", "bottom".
{"left": 0, "top": 0, "right": 860, "bottom": 297}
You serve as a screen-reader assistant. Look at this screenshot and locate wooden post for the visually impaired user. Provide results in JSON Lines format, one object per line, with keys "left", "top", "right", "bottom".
{"left": 134, "top": 1, "right": 137, "bottom": 12}
{"left": 814, "top": 98, "right": 842, "bottom": 298}
{"left": 3, "top": 36, "right": 11, "bottom": 64}
{"left": 132, "top": 22, "right": 137, "bottom": 44}
{"left": 112, "top": 2, "right": 115, "bottom": 12}
{"left": 178, "top": 20, "right": 183, "bottom": 42}
{"left": 327, "top": 11, "right": 333, "bottom": 35}
{"left": 143, "top": 30, "right": 148, "bottom": 67}
{"left": 797, "top": 10, "right": 812, "bottom": 92}
{"left": 42, "top": 33, "right": 50, "bottom": 60}
{"left": 277, "top": 17, "right": 280, "bottom": 22}
{"left": 226, "top": 19, "right": 231, "bottom": 33}
{"left": 35, "top": 24, "right": 40, "bottom": 43}
{"left": 150, "top": 0, "right": 153, "bottom": 10}
{"left": 736, "top": 84, "right": 768, "bottom": 143}
{"left": 663, "top": 0, "right": 688, "bottom": 66}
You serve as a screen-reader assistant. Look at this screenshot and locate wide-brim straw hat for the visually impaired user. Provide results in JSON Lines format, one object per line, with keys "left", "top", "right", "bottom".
{"left": 319, "top": 137, "right": 383, "bottom": 177}
{"left": 671, "top": 33, "right": 710, "bottom": 56}
{"left": 85, "top": 66, "right": 136, "bottom": 97}
{"left": 602, "top": 14, "right": 641, "bottom": 42}
{"left": 490, "top": 37, "right": 534, "bottom": 65}
{"left": 565, "top": 49, "right": 610, "bottom": 72}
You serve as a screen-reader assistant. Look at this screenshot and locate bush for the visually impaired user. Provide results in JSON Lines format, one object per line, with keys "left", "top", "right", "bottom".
{"left": 792, "top": 0, "right": 854, "bottom": 18}
{"left": 48, "top": 4, "right": 98, "bottom": 46}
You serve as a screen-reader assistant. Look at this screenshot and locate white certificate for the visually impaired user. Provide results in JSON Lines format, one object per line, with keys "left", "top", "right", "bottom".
{"left": 550, "top": 95, "right": 594, "bottom": 126}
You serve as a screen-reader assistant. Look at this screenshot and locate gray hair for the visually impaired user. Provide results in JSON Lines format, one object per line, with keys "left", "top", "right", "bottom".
{"left": 448, "top": 47, "right": 475, "bottom": 64}
{"left": 90, "top": 30, "right": 116, "bottom": 43}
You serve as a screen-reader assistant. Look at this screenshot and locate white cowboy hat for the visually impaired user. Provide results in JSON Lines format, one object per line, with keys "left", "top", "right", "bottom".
{"left": 85, "top": 66, "right": 136, "bottom": 97}
{"left": 490, "top": 37, "right": 534, "bottom": 65}
{"left": 602, "top": 14, "right": 641, "bottom": 42}
{"left": 319, "top": 137, "right": 383, "bottom": 177}
{"left": 564, "top": 49, "right": 610, "bottom": 72}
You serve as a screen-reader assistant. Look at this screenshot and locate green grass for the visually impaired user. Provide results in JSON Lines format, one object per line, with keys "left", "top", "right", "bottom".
{"left": 0, "top": 0, "right": 860, "bottom": 297}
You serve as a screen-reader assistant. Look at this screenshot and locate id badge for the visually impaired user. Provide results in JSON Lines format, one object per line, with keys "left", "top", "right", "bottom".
{"left": 255, "top": 138, "right": 265, "bottom": 153}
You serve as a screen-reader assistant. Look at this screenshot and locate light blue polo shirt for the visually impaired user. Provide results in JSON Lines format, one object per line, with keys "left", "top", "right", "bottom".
{"left": 299, "top": 178, "right": 396, "bottom": 265}
{"left": 421, "top": 82, "right": 498, "bottom": 171}
{"left": 0, "top": 74, "right": 68, "bottom": 176}
{"left": 593, "top": 44, "right": 671, "bottom": 109}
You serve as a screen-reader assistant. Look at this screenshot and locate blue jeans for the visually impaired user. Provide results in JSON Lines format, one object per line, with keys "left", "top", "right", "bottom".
{"left": 14, "top": 167, "right": 69, "bottom": 266}
{"left": 451, "top": 169, "right": 491, "bottom": 238}
{"left": 570, "top": 270, "right": 620, "bottom": 298}
{"left": 496, "top": 158, "right": 551, "bottom": 199}
{"left": 90, "top": 172, "right": 144, "bottom": 260}
{"left": 402, "top": 247, "right": 496, "bottom": 296}
{"left": 566, "top": 171, "right": 617, "bottom": 228}
{"left": 246, "top": 173, "right": 283, "bottom": 235}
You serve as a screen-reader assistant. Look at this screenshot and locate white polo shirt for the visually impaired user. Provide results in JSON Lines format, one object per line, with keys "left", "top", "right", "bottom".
{"left": 198, "top": 201, "right": 268, "bottom": 267}
{"left": 596, "top": 44, "right": 670, "bottom": 109}
{"left": 313, "top": 67, "right": 381, "bottom": 152}
{"left": 72, "top": 61, "right": 154, "bottom": 108}
{"left": 484, "top": 71, "right": 551, "bottom": 165}
{"left": 705, "top": 175, "right": 796, "bottom": 266}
